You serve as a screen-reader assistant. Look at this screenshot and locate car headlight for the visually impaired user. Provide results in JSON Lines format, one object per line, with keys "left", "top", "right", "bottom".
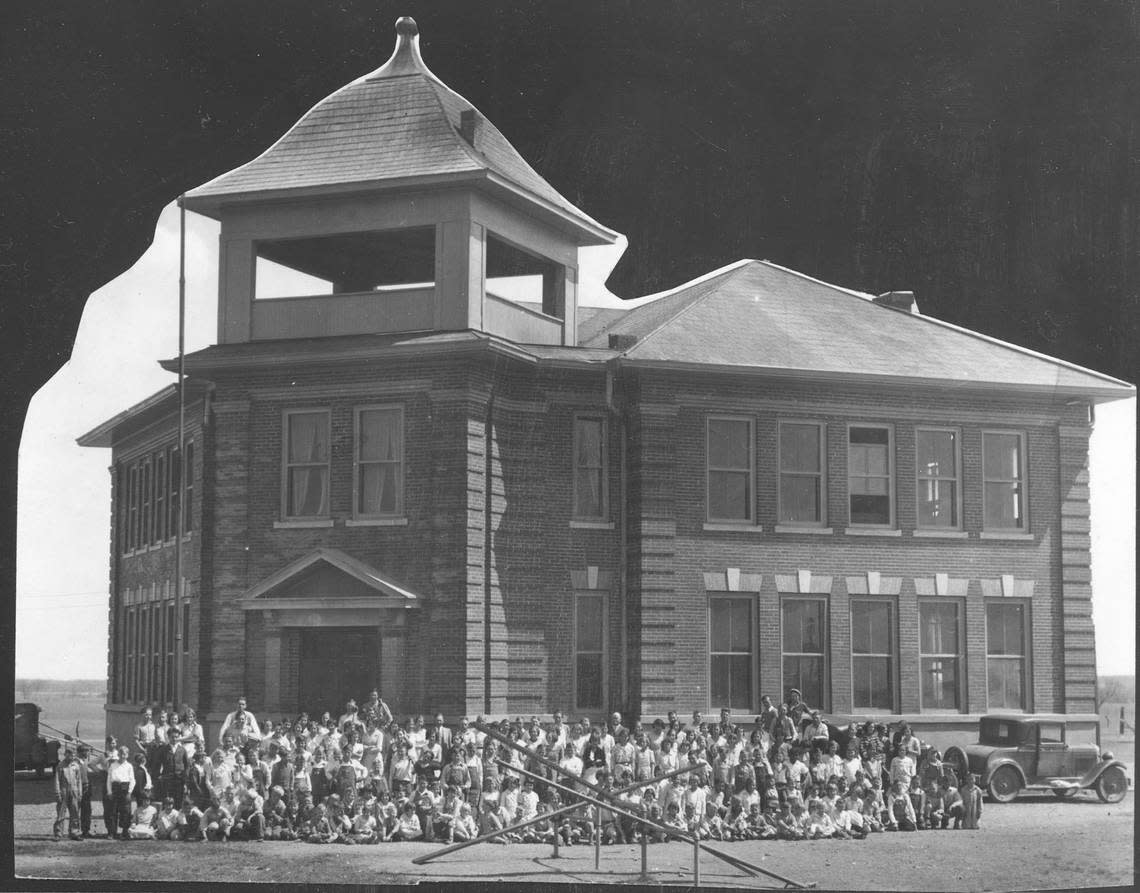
{"left": 1101, "top": 751, "right": 1114, "bottom": 761}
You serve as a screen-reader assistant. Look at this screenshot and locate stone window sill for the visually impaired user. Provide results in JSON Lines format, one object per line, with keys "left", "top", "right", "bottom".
{"left": 980, "top": 531, "right": 1034, "bottom": 541}
{"left": 346, "top": 517, "right": 409, "bottom": 527}
{"left": 570, "top": 520, "right": 615, "bottom": 530}
{"left": 774, "top": 525, "right": 834, "bottom": 535}
{"left": 912, "top": 529, "right": 968, "bottom": 539}
{"left": 703, "top": 523, "right": 764, "bottom": 533}
{"left": 843, "top": 527, "right": 902, "bottom": 537}
{"left": 273, "top": 519, "right": 334, "bottom": 529}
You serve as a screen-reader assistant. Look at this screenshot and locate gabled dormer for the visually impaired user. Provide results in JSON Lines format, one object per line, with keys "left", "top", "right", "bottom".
{"left": 182, "top": 16, "right": 618, "bottom": 348}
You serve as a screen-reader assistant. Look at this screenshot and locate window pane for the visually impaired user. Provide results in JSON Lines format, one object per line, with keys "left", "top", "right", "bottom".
{"left": 710, "top": 599, "right": 732, "bottom": 652}
{"left": 917, "top": 430, "right": 957, "bottom": 478}
{"left": 289, "top": 467, "right": 329, "bottom": 516}
{"left": 850, "top": 494, "right": 891, "bottom": 525}
{"left": 708, "top": 419, "right": 750, "bottom": 469}
{"left": 850, "top": 426, "right": 889, "bottom": 446}
{"left": 783, "top": 656, "right": 823, "bottom": 708}
{"left": 921, "top": 658, "right": 959, "bottom": 710}
{"left": 575, "top": 418, "right": 603, "bottom": 467}
{"left": 852, "top": 602, "right": 891, "bottom": 654}
{"left": 780, "top": 475, "right": 821, "bottom": 522}
{"left": 850, "top": 443, "right": 888, "bottom": 478}
{"left": 853, "top": 656, "right": 892, "bottom": 710}
{"left": 780, "top": 424, "right": 820, "bottom": 473}
{"left": 576, "top": 654, "right": 603, "bottom": 709}
{"left": 577, "top": 596, "right": 603, "bottom": 652}
{"left": 729, "top": 655, "right": 752, "bottom": 710}
{"left": 289, "top": 413, "right": 328, "bottom": 462}
{"left": 711, "top": 655, "right": 731, "bottom": 707}
{"left": 709, "top": 470, "right": 750, "bottom": 520}
{"left": 920, "top": 603, "right": 959, "bottom": 654}
{"left": 988, "top": 659, "right": 1023, "bottom": 709}
{"left": 729, "top": 600, "right": 751, "bottom": 652}
{"left": 918, "top": 480, "right": 958, "bottom": 527}
{"left": 360, "top": 409, "right": 402, "bottom": 462}
{"left": 359, "top": 464, "right": 399, "bottom": 515}
{"left": 984, "top": 433, "right": 1022, "bottom": 480}
{"left": 984, "top": 482, "right": 1023, "bottom": 529}
{"left": 987, "top": 603, "right": 1023, "bottom": 656}
{"left": 575, "top": 468, "right": 603, "bottom": 518}
{"left": 782, "top": 600, "right": 824, "bottom": 653}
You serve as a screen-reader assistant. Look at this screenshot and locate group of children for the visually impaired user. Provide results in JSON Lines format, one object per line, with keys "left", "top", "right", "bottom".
{"left": 52, "top": 690, "right": 983, "bottom": 844}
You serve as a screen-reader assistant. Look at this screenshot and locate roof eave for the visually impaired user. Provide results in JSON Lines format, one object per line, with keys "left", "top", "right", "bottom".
{"left": 614, "top": 357, "right": 1136, "bottom": 404}
{"left": 76, "top": 381, "right": 209, "bottom": 448}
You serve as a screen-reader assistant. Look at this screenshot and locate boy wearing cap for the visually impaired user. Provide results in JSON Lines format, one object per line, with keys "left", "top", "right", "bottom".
{"left": 52, "top": 748, "right": 85, "bottom": 841}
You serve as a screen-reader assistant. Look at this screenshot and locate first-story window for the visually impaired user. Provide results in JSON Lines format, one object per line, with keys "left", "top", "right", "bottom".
{"left": 707, "top": 416, "right": 754, "bottom": 522}
{"left": 983, "top": 431, "right": 1027, "bottom": 530}
{"left": 284, "top": 411, "right": 330, "bottom": 518}
{"left": 851, "top": 599, "right": 895, "bottom": 711}
{"left": 919, "top": 600, "right": 963, "bottom": 711}
{"left": 987, "top": 601, "right": 1028, "bottom": 710}
{"left": 573, "top": 415, "right": 607, "bottom": 519}
{"left": 848, "top": 424, "right": 893, "bottom": 526}
{"left": 356, "top": 406, "right": 404, "bottom": 517}
{"left": 709, "top": 596, "right": 754, "bottom": 711}
{"left": 574, "top": 593, "right": 605, "bottom": 711}
{"left": 782, "top": 597, "right": 828, "bottom": 710}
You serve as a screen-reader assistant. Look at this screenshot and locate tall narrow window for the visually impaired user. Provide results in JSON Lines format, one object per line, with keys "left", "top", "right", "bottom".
{"left": 779, "top": 422, "right": 825, "bottom": 524}
{"left": 707, "top": 417, "right": 753, "bottom": 522}
{"left": 126, "top": 608, "right": 136, "bottom": 703}
{"left": 574, "top": 593, "right": 605, "bottom": 711}
{"left": 169, "top": 448, "right": 181, "bottom": 536}
{"left": 154, "top": 452, "right": 167, "bottom": 542}
{"left": 573, "top": 416, "right": 607, "bottom": 519}
{"left": 152, "top": 605, "right": 162, "bottom": 703}
{"left": 183, "top": 441, "right": 195, "bottom": 533}
{"left": 920, "top": 601, "right": 963, "bottom": 711}
{"left": 356, "top": 407, "right": 404, "bottom": 517}
{"left": 284, "top": 412, "right": 330, "bottom": 518}
{"left": 142, "top": 459, "right": 153, "bottom": 546}
{"left": 851, "top": 600, "right": 895, "bottom": 711}
{"left": 127, "top": 465, "right": 139, "bottom": 553}
{"left": 182, "top": 601, "right": 191, "bottom": 654}
{"left": 987, "top": 602, "right": 1027, "bottom": 710}
{"left": 983, "top": 432, "right": 1027, "bottom": 530}
{"left": 916, "top": 428, "right": 960, "bottom": 529}
{"left": 138, "top": 605, "right": 149, "bottom": 703}
{"left": 848, "top": 425, "right": 893, "bottom": 526}
{"left": 710, "top": 596, "right": 754, "bottom": 711}
{"left": 165, "top": 603, "right": 175, "bottom": 705}
{"left": 782, "top": 598, "right": 827, "bottom": 709}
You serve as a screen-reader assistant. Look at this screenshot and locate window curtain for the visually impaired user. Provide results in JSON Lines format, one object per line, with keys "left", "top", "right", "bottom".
{"left": 289, "top": 414, "right": 328, "bottom": 516}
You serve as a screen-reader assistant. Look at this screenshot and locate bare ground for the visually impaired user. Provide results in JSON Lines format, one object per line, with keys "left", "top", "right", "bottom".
{"left": 13, "top": 774, "right": 1133, "bottom": 891}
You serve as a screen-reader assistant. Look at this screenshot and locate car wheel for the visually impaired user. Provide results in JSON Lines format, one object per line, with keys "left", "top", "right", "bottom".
{"left": 1051, "top": 788, "right": 1078, "bottom": 799}
{"left": 988, "top": 766, "right": 1021, "bottom": 803}
{"left": 1095, "top": 766, "right": 1127, "bottom": 804}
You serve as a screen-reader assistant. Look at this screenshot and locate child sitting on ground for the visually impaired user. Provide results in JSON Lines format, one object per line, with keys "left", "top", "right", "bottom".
{"left": 127, "top": 794, "right": 159, "bottom": 839}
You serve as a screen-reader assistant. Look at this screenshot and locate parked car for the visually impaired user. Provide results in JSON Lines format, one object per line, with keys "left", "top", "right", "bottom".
{"left": 14, "top": 702, "right": 61, "bottom": 777}
{"left": 944, "top": 713, "right": 1129, "bottom": 804}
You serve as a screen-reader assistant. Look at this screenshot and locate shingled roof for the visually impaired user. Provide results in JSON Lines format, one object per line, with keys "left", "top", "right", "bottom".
{"left": 582, "top": 260, "right": 1134, "bottom": 401}
{"left": 183, "top": 17, "right": 616, "bottom": 245}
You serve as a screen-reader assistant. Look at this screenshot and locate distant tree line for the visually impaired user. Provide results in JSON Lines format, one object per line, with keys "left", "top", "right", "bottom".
{"left": 15, "top": 679, "right": 107, "bottom": 700}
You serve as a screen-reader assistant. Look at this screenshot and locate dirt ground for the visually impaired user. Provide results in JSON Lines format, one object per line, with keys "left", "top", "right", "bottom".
{"left": 12, "top": 775, "right": 1133, "bottom": 890}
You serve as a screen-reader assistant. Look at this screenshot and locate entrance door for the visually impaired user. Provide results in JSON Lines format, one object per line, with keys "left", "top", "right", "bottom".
{"left": 298, "top": 628, "right": 380, "bottom": 717}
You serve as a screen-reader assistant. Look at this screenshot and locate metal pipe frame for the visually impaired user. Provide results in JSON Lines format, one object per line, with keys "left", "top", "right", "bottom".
{"left": 411, "top": 800, "right": 582, "bottom": 865}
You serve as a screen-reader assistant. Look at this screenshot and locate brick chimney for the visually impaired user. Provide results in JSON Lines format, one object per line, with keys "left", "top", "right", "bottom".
{"left": 873, "top": 291, "right": 919, "bottom": 314}
{"left": 459, "top": 109, "right": 479, "bottom": 148}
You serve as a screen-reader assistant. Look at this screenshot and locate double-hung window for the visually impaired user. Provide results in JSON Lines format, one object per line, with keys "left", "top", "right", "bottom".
{"left": 284, "top": 410, "right": 331, "bottom": 519}
{"left": 573, "top": 416, "right": 607, "bottom": 520}
{"left": 782, "top": 597, "right": 827, "bottom": 709}
{"left": 355, "top": 406, "right": 404, "bottom": 518}
{"left": 574, "top": 592, "right": 605, "bottom": 711}
{"left": 779, "top": 421, "right": 825, "bottom": 525}
{"left": 916, "top": 428, "right": 960, "bottom": 529}
{"left": 983, "top": 431, "right": 1027, "bottom": 530}
{"left": 920, "top": 600, "right": 963, "bottom": 711}
{"left": 710, "top": 596, "right": 754, "bottom": 711}
{"left": 707, "top": 416, "right": 753, "bottom": 523}
{"left": 986, "top": 601, "right": 1028, "bottom": 710}
{"left": 848, "top": 424, "right": 893, "bottom": 526}
{"left": 850, "top": 600, "right": 895, "bottom": 711}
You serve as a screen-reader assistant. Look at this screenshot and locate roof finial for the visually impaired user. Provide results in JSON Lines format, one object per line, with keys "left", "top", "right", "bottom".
{"left": 366, "top": 15, "right": 426, "bottom": 80}
{"left": 395, "top": 16, "right": 418, "bottom": 38}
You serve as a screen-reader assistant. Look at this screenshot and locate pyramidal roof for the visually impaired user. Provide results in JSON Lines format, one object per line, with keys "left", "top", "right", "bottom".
{"left": 183, "top": 17, "right": 616, "bottom": 245}
{"left": 583, "top": 260, "right": 1134, "bottom": 401}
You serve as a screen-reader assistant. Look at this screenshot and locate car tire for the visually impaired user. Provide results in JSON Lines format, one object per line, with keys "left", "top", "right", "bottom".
{"left": 988, "top": 766, "right": 1021, "bottom": 803}
{"left": 1051, "top": 788, "right": 1078, "bottom": 799}
{"left": 1095, "top": 766, "right": 1127, "bottom": 804}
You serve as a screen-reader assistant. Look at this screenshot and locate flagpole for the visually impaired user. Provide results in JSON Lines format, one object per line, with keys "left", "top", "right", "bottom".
{"left": 174, "top": 195, "right": 187, "bottom": 713}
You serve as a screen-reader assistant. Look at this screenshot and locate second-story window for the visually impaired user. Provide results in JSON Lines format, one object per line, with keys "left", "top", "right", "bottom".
{"left": 356, "top": 406, "right": 404, "bottom": 517}
{"left": 573, "top": 416, "right": 607, "bottom": 519}
{"left": 707, "top": 416, "right": 753, "bottom": 523}
{"left": 848, "top": 424, "right": 893, "bottom": 526}
{"left": 983, "top": 431, "right": 1027, "bottom": 530}
{"left": 779, "top": 421, "right": 825, "bottom": 525}
{"left": 916, "top": 428, "right": 960, "bottom": 529}
{"left": 284, "top": 410, "right": 330, "bottom": 518}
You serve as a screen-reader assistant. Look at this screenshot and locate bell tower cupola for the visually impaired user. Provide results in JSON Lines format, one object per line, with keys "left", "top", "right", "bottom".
{"left": 182, "top": 16, "right": 617, "bottom": 347}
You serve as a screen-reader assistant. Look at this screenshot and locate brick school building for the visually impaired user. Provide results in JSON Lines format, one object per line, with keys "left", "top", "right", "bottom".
{"left": 79, "top": 18, "right": 1133, "bottom": 749}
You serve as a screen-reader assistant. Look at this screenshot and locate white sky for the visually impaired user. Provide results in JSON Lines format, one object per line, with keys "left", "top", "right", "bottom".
{"left": 15, "top": 202, "right": 1136, "bottom": 680}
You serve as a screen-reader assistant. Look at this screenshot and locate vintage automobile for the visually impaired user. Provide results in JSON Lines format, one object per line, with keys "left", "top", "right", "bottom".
{"left": 944, "top": 713, "right": 1129, "bottom": 804}
{"left": 14, "top": 702, "right": 61, "bottom": 777}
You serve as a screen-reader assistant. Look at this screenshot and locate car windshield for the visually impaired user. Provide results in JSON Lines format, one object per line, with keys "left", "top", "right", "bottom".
{"left": 979, "top": 717, "right": 1031, "bottom": 746}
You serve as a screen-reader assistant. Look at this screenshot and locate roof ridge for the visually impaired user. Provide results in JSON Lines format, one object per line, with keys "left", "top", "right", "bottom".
{"left": 759, "top": 260, "right": 1135, "bottom": 391}
{"left": 623, "top": 259, "right": 759, "bottom": 354}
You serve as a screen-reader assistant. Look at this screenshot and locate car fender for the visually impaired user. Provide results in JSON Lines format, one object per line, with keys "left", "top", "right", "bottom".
{"left": 1079, "top": 759, "right": 1130, "bottom": 789}
{"left": 983, "top": 756, "right": 1027, "bottom": 787}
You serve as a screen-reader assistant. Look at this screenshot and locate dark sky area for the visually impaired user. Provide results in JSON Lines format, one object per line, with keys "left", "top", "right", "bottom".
{"left": 1, "top": 1, "right": 1136, "bottom": 625}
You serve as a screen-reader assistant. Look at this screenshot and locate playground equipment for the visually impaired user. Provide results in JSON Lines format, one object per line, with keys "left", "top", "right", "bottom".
{"left": 413, "top": 720, "right": 814, "bottom": 888}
